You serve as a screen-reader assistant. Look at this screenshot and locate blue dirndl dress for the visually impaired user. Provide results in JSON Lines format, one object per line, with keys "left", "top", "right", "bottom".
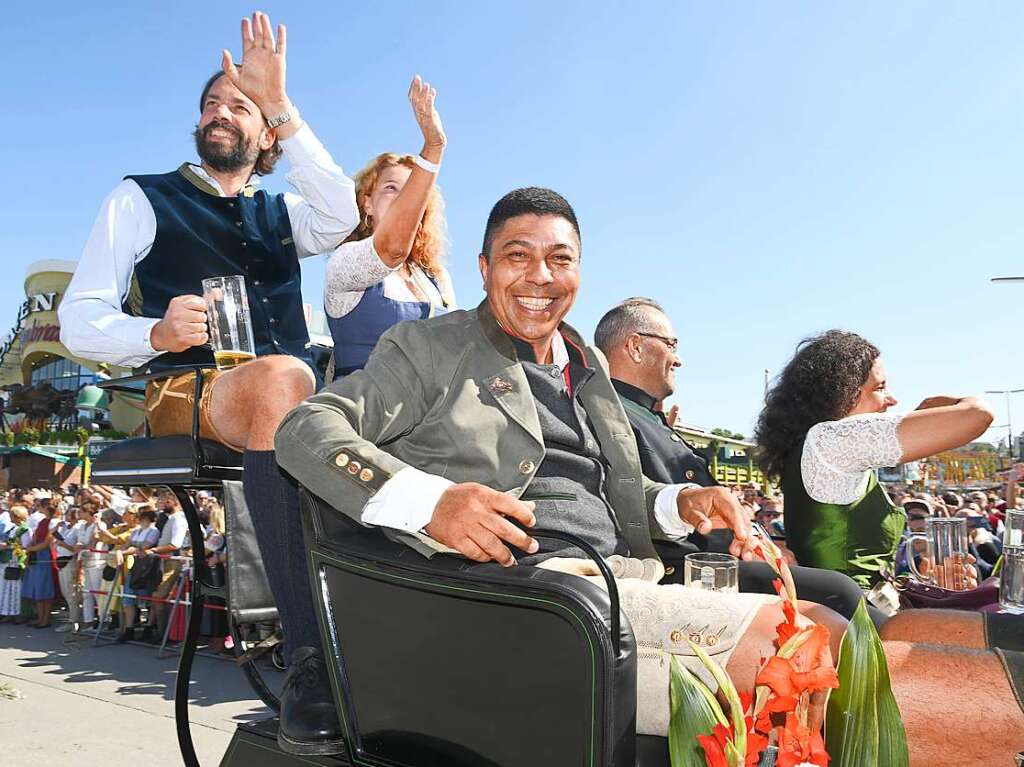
{"left": 22, "top": 546, "right": 55, "bottom": 601}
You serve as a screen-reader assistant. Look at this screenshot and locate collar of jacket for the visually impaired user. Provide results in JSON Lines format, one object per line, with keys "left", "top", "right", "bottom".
{"left": 611, "top": 378, "right": 660, "bottom": 413}
{"left": 475, "top": 299, "right": 590, "bottom": 363}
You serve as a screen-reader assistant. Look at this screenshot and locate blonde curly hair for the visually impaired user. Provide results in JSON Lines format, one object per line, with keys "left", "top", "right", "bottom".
{"left": 346, "top": 153, "right": 448, "bottom": 275}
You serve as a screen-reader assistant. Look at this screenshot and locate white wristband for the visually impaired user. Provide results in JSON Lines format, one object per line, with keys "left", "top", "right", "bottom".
{"left": 412, "top": 154, "right": 441, "bottom": 174}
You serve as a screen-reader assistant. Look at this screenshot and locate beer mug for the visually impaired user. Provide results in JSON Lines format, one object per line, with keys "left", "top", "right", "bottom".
{"left": 999, "top": 509, "right": 1024, "bottom": 613}
{"left": 906, "top": 517, "right": 971, "bottom": 591}
{"left": 202, "top": 275, "right": 256, "bottom": 370}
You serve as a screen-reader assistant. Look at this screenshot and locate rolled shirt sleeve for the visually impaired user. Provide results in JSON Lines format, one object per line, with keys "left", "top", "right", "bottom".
{"left": 279, "top": 123, "right": 359, "bottom": 257}
{"left": 59, "top": 179, "right": 162, "bottom": 368}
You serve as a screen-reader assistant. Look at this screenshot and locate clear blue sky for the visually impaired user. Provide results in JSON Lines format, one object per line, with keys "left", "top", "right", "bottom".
{"left": 5, "top": 2, "right": 1024, "bottom": 442}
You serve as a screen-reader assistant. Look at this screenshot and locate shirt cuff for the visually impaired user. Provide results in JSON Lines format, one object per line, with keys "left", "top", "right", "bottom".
{"left": 142, "top": 318, "right": 160, "bottom": 357}
{"left": 653, "top": 483, "right": 700, "bottom": 539}
{"left": 361, "top": 466, "right": 453, "bottom": 533}
{"left": 279, "top": 122, "right": 328, "bottom": 165}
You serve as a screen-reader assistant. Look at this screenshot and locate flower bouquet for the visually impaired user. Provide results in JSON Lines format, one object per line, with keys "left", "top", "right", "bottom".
{"left": 668, "top": 534, "right": 909, "bottom": 767}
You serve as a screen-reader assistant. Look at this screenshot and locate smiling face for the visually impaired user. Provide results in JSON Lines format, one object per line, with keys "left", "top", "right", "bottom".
{"left": 479, "top": 214, "right": 581, "bottom": 362}
{"left": 194, "top": 75, "right": 273, "bottom": 173}
{"left": 632, "top": 307, "right": 681, "bottom": 400}
{"left": 363, "top": 164, "right": 412, "bottom": 229}
{"left": 846, "top": 357, "right": 898, "bottom": 416}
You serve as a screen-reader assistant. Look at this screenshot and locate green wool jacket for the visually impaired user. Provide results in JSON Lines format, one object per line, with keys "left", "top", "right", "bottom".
{"left": 275, "top": 300, "right": 669, "bottom": 560}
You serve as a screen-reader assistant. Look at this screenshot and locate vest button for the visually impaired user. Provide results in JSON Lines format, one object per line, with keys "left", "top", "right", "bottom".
{"left": 518, "top": 460, "right": 535, "bottom": 474}
{"left": 253, "top": 280, "right": 261, "bottom": 286}
{"left": 235, "top": 221, "right": 242, "bottom": 227}
{"left": 262, "top": 298, "right": 269, "bottom": 303}
{"left": 241, "top": 241, "right": 247, "bottom": 247}
{"left": 685, "top": 470, "right": 696, "bottom": 480}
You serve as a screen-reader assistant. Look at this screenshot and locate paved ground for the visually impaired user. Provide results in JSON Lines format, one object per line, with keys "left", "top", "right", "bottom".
{"left": 0, "top": 619, "right": 280, "bottom": 765}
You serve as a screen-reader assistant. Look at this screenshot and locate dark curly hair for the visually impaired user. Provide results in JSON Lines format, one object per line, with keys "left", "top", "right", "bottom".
{"left": 754, "top": 330, "right": 880, "bottom": 481}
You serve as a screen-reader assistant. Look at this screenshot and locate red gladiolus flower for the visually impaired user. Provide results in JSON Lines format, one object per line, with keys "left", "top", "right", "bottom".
{"left": 698, "top": 723, "right": 731, "bottom": 767}
{"left": 756, "top": 656, "right": 839, "bottom": 698}
{"left": 776, "top": 714, "right": 830, "bottom": 767}
{"left": 754, "top": 693, "right": 799, "bottom": 733}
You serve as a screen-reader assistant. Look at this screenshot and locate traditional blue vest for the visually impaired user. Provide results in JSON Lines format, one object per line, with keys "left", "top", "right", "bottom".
{"left": 125, "top": 164, "right": 311, "bottom": 371}
{"left": 328, "top": 270, "right": 448, "bottom": 376}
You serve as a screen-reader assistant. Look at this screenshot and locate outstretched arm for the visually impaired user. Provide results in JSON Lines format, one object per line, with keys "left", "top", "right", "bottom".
{"left": 224, "top": 12, "right": 359, "bottom": 254}
{"left": 896, "top": 396, "right": 994, "bottom": 463}
{"left": 370, "top": 76, "right": 447, "bottom": 268}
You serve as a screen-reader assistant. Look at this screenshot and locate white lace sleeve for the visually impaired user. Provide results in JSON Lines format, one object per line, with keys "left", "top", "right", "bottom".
{"left": 324, "top": 237, "right": 397, "bottom": 319}
{"left": 801, "top": 412, "right": 905, "bottom": 504}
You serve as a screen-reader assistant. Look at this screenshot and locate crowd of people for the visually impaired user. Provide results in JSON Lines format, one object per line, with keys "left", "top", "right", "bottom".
{"left": 0, "top": 485, "right": 232, "bottom": 651}
{"left": 10, "top": 10, "right": 1015, "bottom": 762}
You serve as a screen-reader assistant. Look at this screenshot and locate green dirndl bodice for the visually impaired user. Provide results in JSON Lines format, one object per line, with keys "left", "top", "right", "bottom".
{"left": 781, "top": 442, "right": 907, "bottom": 589}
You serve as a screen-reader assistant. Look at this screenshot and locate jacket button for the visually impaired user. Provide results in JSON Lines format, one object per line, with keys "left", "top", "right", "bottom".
{"left": 347, "top": 461, "right": 362, "bottom": 475}
{"left": 670, "top": 629, "right": 684, "bottom": 643}
{"left": 335, "top": 453, "right": 350, "bottom": 468}
{"left": 518, "top": 460, "right": 535, "bottom": 474}
{"left": 685, "top": 470, "right": 696, "bottom": 480}
{"left": 359, "top": 468, "right": 374, "bottom": 482}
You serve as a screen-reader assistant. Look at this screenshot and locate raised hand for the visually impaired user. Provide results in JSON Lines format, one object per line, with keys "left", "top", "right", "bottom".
{"left": 424, "top": 483, "right": 538, "bottom": 566}
{"left": 408, "top": 75, "right": 446, "bottom": 158}
{"left": 221, "top": 12, "right": 292, "bottom": 119}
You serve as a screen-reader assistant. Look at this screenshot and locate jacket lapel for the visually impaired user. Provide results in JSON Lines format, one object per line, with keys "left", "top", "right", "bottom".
{"left": 476, "top": 302, "right": 544, "bottom": 447}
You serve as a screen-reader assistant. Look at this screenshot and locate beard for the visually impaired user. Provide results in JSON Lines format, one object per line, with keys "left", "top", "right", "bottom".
{"left": 193, "top": 121, "right": 259, "bottom": 173}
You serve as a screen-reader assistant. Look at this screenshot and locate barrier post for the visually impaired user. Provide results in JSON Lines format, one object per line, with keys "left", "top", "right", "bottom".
{"left": 91, "top": 568, "right": 123, "bottom": 647}
{"left": 158, "top": 567, "right": 189, "bottom": 659}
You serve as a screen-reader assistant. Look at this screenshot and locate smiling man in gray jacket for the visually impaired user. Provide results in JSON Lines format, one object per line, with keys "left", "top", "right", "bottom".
{"left": 274, "top": 188, "right": 1024, "bottom": 760}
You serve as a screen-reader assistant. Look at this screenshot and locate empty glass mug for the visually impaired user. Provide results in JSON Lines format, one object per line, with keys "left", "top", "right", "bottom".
{"left": 906, "top": 517, "right": 971, "bottom": 591}
{"left": 202, "top": 275, "right": 256, "bottom": 370}
{"left": 684, "top": 552, "right": 739, "bottom": 593}
{"left": 999, "top": 509, "right": 1024, "bottom": 613}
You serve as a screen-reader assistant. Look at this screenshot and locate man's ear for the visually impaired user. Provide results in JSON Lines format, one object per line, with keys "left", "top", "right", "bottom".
{"left": 478, "top": 252, "right": 489, "bottom": 286}
{"left": 259, "top": 127, "right": 276, "bottom": 151}
{"left": 626, "top": 334, "right": 643, "bottom": 364}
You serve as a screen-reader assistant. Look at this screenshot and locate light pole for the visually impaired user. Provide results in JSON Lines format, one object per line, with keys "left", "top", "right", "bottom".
{"left": 985, "top": 389, "right": 1024, "bottom": 461}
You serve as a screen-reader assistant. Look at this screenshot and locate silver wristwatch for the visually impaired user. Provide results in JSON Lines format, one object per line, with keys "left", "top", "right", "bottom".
{"left": 265, "top": 110, "right": 293, "bottom": 129}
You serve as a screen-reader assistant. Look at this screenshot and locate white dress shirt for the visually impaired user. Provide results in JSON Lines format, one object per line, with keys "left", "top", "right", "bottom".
{"left": 59, "top": 124, "right": 359, "bottom": 368}
{"left": 361, "top": 331, "right": 696, "bottom": 542}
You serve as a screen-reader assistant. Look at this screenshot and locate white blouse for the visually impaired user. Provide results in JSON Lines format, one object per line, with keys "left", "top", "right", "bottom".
{"left": 324, "top": 236, "right": 456, "bottom": 319}
{"left": 800, "top": 412, "right": 904, "bottom": 505}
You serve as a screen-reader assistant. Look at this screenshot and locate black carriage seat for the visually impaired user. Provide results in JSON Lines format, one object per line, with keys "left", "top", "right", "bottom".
{"left": 292, "top": 488, "right": 674, "bottom": 767}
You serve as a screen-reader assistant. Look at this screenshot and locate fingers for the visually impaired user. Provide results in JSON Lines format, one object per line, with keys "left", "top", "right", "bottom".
{"left": 221, "top": 50, "right": 239, "bottom": 82}
{"left": 492, "top": 493, "right": 536, "bottom": 527}
{"left": 276, "top": 23, "right": 286, "bottom": 56}
{"left": 174, "top": 295, "right": 208, "bottom": 312}
{"left": 481, "top": 513, "right": 539, "bottom": 554}
{"left": 467, "top": 526, "right": 516, "bottom": 567}
{"left": 241, "top": 16, "right": 254, "bottom": 49}
{"left": 454, "top": 537, "right": 488, "bottom": 563}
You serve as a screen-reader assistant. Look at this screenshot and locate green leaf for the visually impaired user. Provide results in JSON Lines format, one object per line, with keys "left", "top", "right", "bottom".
{"left": 825, "top": 599, "right": 909, "bottom": 767}
{"left": 669, "top": 655, "right": 727, "bottom": 767}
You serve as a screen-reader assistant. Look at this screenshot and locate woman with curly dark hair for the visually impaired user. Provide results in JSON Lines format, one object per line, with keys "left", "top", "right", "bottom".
{"left": 755, "top": 329, "right": 994, "bottom": 591}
